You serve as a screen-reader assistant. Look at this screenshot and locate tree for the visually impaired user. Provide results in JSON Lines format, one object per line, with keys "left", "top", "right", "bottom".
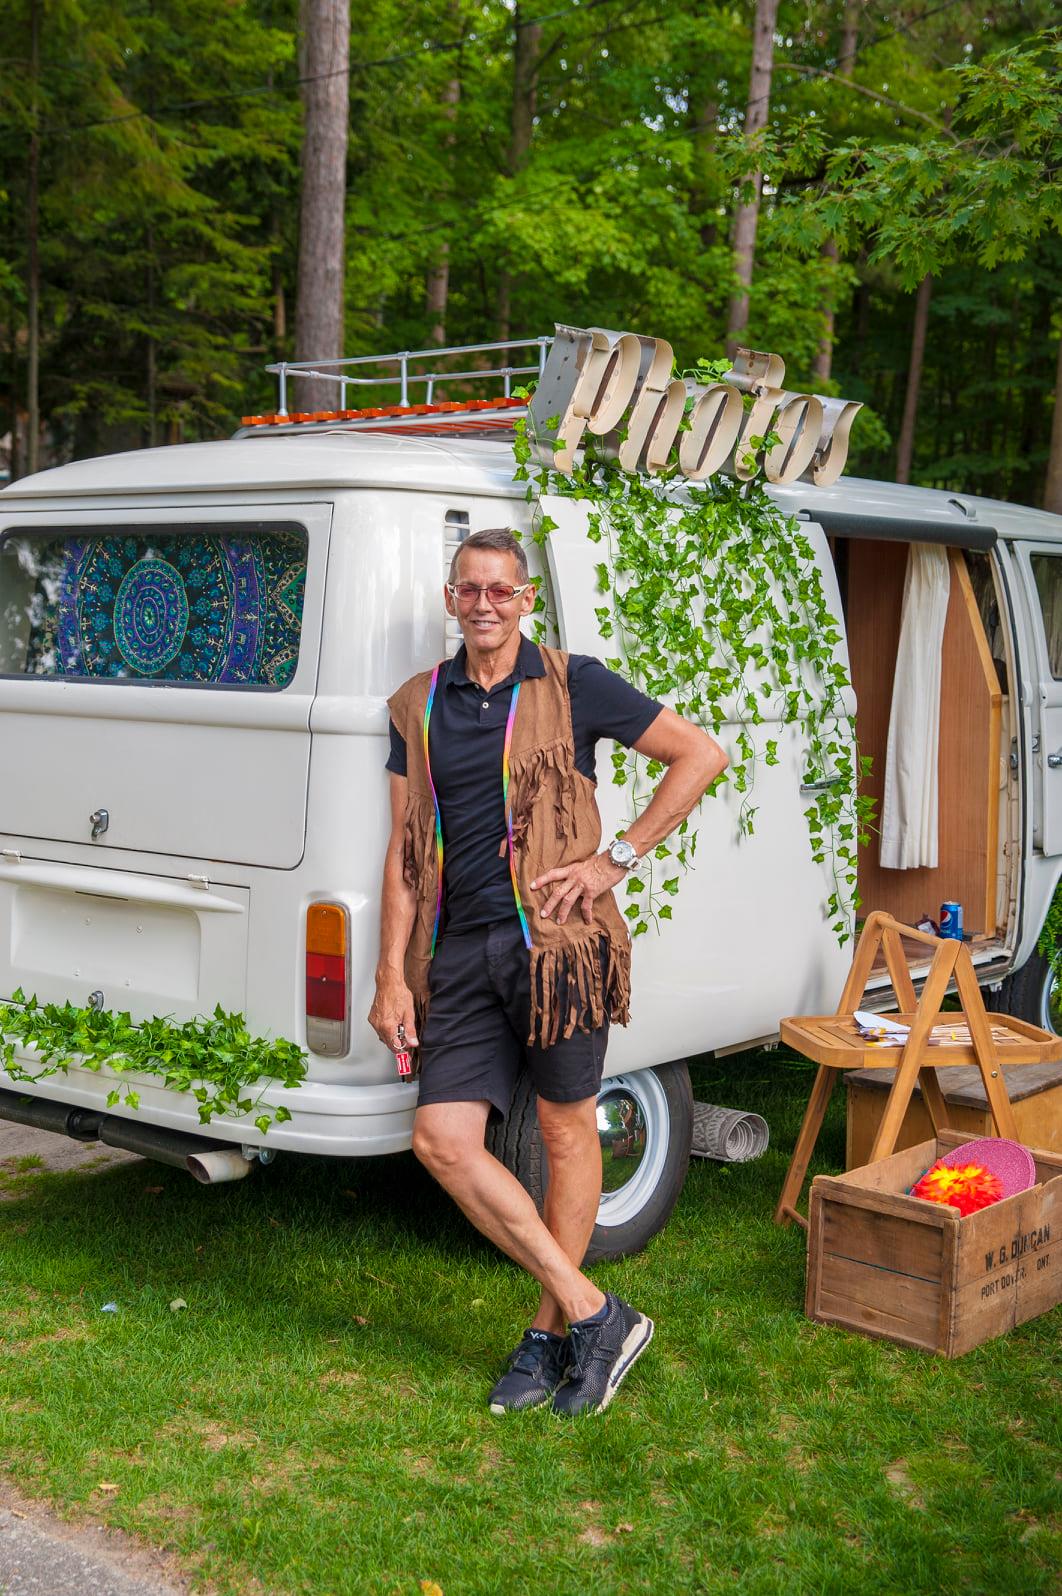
{"left": 726, "top": 0, "right": 779, "bottom": 357}
{"left": 802, "top": 27, "right": 1062, "bottom": 505}
{"left": 294, "top": 0, "right": 350, "bottom": 407}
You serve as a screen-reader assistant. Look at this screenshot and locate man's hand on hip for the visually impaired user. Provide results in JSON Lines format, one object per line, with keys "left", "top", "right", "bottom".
{"left": 368, "top": 977, "right": 419, "bottom": 1051}
{"left": 531, "top": 854, "right": 627, "bottom": 926}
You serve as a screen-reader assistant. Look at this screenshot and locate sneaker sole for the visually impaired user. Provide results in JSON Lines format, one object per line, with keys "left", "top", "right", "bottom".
{"left": 488, "top": 1390, "right": 556, "bottom": 1416}
{"left": 555, "top": 1313, "right": 655, "bottom": 1417}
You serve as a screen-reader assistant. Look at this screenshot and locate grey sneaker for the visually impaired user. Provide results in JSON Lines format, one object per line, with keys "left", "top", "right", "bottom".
{"left": 551, "top": 1292, "right": 654, "bottom": 1416}
{"left": 488, "top": 1328, "right": 569, "bottom": 1414}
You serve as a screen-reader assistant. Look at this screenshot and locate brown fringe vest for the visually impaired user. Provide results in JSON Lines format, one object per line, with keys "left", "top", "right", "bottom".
{"left": 387, "top": 645, "right": 632, "bottom": 1047}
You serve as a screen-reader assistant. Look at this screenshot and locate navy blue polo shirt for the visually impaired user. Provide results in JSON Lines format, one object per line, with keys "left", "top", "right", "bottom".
{"left": 386, "top": 637, "right": 663, "bottom": 933}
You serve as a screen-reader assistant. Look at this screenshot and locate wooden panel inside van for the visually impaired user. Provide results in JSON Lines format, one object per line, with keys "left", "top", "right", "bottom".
{"left": 850, "top": 541, "right": 1001, "bottom": 934}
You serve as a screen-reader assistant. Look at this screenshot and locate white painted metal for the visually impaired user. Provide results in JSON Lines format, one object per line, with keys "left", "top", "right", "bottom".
{"left": 0, "top": 428, "right": 1060, "bottom": 1159}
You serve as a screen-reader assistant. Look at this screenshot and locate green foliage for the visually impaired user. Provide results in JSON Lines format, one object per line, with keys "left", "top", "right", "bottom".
{"left": 0, "top": 4, "right": 1057, "bottom": 504}
{"left": 513, "top": 401, "right": 874, "bottom": 942}
{"left": 0, "top": 1053, "right": 1056, "bottom": 1595}
{"left": 798, "top": 29, "right": 1062, "bottom": 286}
{"left": 0, "top": 990, "right": 306, "bottom": 1134}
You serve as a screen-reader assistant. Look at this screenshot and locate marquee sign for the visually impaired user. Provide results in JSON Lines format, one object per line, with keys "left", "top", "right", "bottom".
{"left": 528, "top": 324, "right": 862, "bottom": 488}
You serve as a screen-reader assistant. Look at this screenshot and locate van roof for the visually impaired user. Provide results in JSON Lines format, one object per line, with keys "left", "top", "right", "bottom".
{"left": 1, "top": 429, "right": 1059, "bottom": 542}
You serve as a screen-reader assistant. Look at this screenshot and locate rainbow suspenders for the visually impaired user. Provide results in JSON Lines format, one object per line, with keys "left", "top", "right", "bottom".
{"left": 422, "top": 662, "right": 533, "bottom": 957}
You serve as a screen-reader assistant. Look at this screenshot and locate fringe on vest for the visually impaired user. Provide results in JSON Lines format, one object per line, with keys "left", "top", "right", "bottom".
{"left": 504, "top": 740, "right": 581, "bottom": 851}
{"left": 529, "top": 928, "right": 632, "bottom": 1048}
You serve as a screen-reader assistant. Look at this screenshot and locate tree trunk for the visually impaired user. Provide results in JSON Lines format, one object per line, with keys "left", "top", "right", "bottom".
{"left": 294, "top": 0, "right": 350, "bottom": 411}
{"left": 426, "top": 71, "right": 460, "bottom": 345}
{"left": 726, "top": 0, "right": 780, "bottom": 357}
{"left": 496, "top": 6, "right": 541, "bottom": 342}
{"left": 270, "top": 207, "right": 287, "bottom": 350}
{"left": 7, "top": 301, "right": 19, "bottom": 481}
{"left": 1045, "top": 326, "right": 1062, "bottom": 515}
{"left": 146, "top": 226, "right": 157, "bottom": 449}
{"left": 25, "top": 0, "right": 41, "bottom": 476}
{"left": 812, "top": 0, "right": 862, "bottom": 383}
{"left": 895, "top": 272, "right": 933, "bottom": 485}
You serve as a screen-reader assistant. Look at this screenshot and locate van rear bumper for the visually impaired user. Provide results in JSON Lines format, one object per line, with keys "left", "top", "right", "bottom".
{"left": 0, "top": 1051, "right": 417, "bottom": 1157}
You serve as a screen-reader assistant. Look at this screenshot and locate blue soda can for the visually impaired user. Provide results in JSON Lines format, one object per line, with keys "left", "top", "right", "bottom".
{"left": 940, "top": 901, "right": 964, "bottom": 940}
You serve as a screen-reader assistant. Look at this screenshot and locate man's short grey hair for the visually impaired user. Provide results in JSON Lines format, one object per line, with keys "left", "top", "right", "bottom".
{"left": 449, "top": 527, "right": 529, "bottom": 584}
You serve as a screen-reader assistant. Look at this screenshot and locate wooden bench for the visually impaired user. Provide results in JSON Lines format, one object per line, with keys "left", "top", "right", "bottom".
{"left": 774, "top": 911, "right": 1062, "bottom": 1229}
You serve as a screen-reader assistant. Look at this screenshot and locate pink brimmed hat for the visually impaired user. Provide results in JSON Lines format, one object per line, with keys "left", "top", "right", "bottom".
{"left": 936, "top": 1138, "right": 1037, "bottom": 1199}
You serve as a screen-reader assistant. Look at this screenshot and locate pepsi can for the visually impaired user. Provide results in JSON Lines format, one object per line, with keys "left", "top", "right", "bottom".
{"left": 940, "top": 901, "right": 964, "bottom": 940}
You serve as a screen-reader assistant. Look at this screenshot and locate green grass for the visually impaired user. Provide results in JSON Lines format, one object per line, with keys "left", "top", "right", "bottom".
{"left": 0, "top": 1050, "right": 1058, "bottom": 1596}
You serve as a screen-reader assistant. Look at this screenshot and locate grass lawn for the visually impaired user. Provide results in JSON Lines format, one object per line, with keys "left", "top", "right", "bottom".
{"left": 0, "top": 1049, "right": 1058, "bottom": 1596}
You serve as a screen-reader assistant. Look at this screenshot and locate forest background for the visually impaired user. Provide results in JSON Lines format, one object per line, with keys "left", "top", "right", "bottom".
{"left": 0, "top": 0, "right": 1058, "bottom": 508}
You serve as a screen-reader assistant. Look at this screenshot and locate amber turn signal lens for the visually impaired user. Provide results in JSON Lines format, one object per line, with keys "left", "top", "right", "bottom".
{"left": 307, "top": 902, "right": 347, "bottom": 958}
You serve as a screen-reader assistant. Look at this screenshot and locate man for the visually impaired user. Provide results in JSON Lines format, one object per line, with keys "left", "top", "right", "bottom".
{"left": 368, "top": 527, "right": 727, "bottom": 1417}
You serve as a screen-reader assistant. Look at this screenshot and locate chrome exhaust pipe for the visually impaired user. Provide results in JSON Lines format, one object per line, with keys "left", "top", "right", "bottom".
{"left": 186, "top": 1148, "right": 256, "bottom": 1185}
{"left": 97, "top": 1119, "right": 253, "bottom": 1182}
{"left": 0, "top": 1087, "right": 257, "bottom": 1184}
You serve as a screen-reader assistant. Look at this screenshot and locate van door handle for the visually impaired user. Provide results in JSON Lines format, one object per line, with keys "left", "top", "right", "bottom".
{"left": 800, "top": 775, "right": 843, "bottom": 793}
{"left": 1048, "top": 752, "right": 1062, "bottom": 769}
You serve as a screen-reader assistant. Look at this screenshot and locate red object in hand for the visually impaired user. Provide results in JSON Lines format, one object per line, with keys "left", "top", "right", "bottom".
{"left": 395, "top": 1049, "right": 413, "bottom": 1078}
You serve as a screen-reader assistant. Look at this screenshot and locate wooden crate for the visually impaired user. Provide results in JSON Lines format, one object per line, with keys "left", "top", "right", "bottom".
{"left": 845, "top": 1061, "right": 1062, "bottom": 1169}
{"left": 806, "top": 1131, "right": 1062, "bottom": 1356}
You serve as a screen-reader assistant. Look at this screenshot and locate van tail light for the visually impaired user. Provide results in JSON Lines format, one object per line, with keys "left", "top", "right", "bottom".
{"left": 306, "top": 902, "right": 351, "bottom": 1057}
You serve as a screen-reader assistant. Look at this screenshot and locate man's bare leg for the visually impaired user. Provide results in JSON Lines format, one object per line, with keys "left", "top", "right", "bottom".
{"left": 530, "top": 1095, "right": 603, "bottom": 1334}
{"left": 412, "top": 1100, "right": 606, "bottom": 1325}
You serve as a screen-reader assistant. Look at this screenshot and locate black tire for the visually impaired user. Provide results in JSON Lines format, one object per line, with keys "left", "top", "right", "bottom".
{"left": 486, "top": 1059, "right": 694, "bottom": 1262}
{"left": 994, "top": 946, "right": 1061, "bottom": 1035}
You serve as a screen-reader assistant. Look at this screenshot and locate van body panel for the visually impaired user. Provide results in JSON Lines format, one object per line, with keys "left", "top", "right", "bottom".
{"left": 544, "top": 498, "right": 854, "bottom": 1060}
{"left": 0, "top": 857, "right": 250, "bottom": 1021}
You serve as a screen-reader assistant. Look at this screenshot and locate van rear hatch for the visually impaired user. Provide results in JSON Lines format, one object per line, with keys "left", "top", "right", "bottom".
{"left": 0, "top": 857, "right": 249, "bottom": 1022}
{"left": 0, "top": 504, "right": 330, "bottom": 867}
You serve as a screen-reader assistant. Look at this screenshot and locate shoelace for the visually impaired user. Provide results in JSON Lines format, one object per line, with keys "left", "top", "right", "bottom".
{"left": 566, "top": 1321, "right": 611, "bottom": 1383}
{"left": 510, "top": 1338, "right": 558, "bottom": 1378}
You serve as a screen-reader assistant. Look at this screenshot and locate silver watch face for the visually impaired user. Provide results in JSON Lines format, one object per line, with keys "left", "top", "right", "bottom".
{"left": 609, "top": 839, "right": 638, "bottom": 869}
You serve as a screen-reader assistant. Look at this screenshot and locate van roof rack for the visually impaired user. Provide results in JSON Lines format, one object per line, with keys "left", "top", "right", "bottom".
{"left": 237, "top": 337, "right": 551, "bottom": 438}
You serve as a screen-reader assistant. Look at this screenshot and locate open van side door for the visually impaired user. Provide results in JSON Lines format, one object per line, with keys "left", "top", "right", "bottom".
{"left": 1013, "top": 541, "right": 1062, "bottom": 859}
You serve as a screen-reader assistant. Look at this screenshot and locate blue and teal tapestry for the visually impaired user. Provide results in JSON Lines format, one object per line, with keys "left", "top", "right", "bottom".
{"left": 23, "top": 528, "right": 306, "bottom": 687}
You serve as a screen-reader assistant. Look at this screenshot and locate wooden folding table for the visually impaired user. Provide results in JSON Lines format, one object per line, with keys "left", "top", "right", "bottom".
{"left": 774, "top": 911, "right": 1062, "bottom": 1228}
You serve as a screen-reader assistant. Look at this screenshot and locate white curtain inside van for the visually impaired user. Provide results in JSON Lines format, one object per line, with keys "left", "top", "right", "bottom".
{"left": 880, "top": 544, "right": 951, "bottom": 870}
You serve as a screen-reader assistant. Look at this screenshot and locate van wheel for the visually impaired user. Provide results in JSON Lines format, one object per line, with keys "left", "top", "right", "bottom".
{"left": 994, "top": 947, "right": 1062, "bottom": 1035}
{"left": 486, "top": 1061, "right": 694, "bottom": 1263}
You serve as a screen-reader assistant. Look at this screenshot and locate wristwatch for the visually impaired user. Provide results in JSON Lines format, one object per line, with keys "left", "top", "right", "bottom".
{"left": 607, "top": 837, "right": 639, "bottom": 871}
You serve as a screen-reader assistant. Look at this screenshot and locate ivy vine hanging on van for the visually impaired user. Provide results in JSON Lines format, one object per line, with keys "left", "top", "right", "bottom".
{"left": 511, "top": 376, "right": 874, "bottom": 945}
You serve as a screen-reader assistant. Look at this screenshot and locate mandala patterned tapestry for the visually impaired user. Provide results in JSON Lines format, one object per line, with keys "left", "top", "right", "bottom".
{"left": 23, "top": 528, "right": 306, "bottom": 686}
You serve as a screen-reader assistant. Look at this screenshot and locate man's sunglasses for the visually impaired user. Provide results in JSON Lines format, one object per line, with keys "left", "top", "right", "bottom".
{"left": 446, "top": 581, "right": 534, "bottom": 605}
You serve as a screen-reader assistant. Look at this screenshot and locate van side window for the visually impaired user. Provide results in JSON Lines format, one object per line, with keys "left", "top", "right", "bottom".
{"left": 1031, "top": 554, "right": 1062, "bottom": 680}
{"left": 0, "top": 524, "right": 306, "bottom": 688}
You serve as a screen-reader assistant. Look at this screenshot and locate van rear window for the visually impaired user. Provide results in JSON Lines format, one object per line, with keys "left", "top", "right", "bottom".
{"left": 0, "top": 524, "right": 306, "bottom": 687}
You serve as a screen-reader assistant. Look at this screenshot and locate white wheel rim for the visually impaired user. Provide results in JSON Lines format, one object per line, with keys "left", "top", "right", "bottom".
{"left": 595, "top": 1071, "right": 671, "bottom": 1229}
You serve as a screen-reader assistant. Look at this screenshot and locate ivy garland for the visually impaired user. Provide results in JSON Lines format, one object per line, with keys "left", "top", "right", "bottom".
{"left": 512, "top": 379, "right": 875, "bottom": 944}
{"left": 0, "top": 990, "right": 306, "bottom": 1135}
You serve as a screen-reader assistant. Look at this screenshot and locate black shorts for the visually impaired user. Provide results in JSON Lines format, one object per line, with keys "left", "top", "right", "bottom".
{"left": 416, "top": 918, "right": 610, "bottom": 1119}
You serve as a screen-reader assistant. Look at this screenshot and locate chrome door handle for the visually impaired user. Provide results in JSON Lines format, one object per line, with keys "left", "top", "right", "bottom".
{"left": 800, "top": 775, "right": 843, "bottom": 793}
{"left": 1048, "top": 753, "right": 1062, "bottom": 769}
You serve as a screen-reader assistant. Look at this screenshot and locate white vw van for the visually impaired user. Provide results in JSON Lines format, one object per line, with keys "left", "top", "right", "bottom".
{"left": 1, "top": 335, "right": 1060, "bottom": 1257}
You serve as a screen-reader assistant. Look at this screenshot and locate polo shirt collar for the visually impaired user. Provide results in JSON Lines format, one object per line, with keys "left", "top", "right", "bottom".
{"left": 447, "top": 633, "right": 546, "bottom": 689}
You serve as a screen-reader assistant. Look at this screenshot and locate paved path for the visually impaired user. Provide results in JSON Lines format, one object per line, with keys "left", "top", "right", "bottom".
{"left": 0, "top": 1121, "right": 138, "bottom": 1180}
{"left": 0, "top": 1501, "right": 189, "bottom": 1595}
